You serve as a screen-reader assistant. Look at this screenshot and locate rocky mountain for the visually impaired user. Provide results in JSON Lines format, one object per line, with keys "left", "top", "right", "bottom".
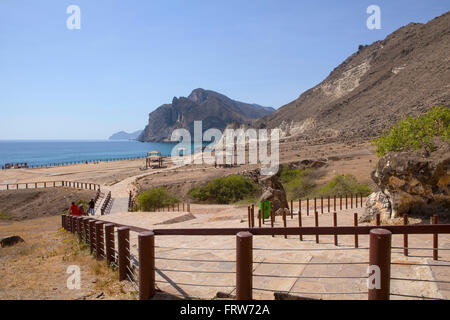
{"left": 138, "top": 88, "right": 274, "bottom": 142}
{"left": 256, "top": 11, "right": 450, "bottom": 144}
{"left": 109, "top": 130, "right": 143, "bottom": 140}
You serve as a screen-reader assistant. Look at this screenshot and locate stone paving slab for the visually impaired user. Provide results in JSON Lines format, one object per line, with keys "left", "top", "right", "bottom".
{"left": 100, "top": 206, "right": 450, "bottom": 300}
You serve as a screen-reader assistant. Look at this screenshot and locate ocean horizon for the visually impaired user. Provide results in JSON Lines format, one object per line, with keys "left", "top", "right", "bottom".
{"left": 0, "top": 139, "right": 192, "bottom": 167}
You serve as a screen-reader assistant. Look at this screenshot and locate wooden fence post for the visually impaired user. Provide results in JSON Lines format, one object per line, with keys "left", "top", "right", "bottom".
{"left": 354, "top": 213, "right": 358, "bottom": 248}
{"left": 89, "top": 220, "right": 96, "bottom": 254}
{"left": 138, "top": 231, "right": 155, "bottom": 300}
{"left": 76, "top": 217, "right": 82, "bottom": 240}
{"left": 298, "top": 206, "right": 303, "bottom": 241}
{"left": 118, "top": 227, "right": 130, "bottom": 281}
{"left": 433, "top": 215, "right": 439, "bottom": 261}
{"left": 333, "top": 212, "right": 338, "bottom": 246}
{"left": 403, "top": 214, "right": 408, "bottom": 256}
{"left": 270, "top": 203, "right": 274, "bottom": 238}
{"left": 236, "top": 231, "right": 253, "bottom": 300}
{"left": 314, "top": 197, "right": 317, "bottom": 214}
{"left": 314, "top": 211, "right": 319, "bottom": 243}
{"left": 320, "top": 197, "right": 323, "bottom": 214}
{"left": 251, "top": 204, "right": 255, "bottom": 228}
{"left": 306, "top": 198, "right": 309, "bottom": 216}
{"left": 95, "top": 222, "right": 105, "bottom": 260}
{"left": 368, "top": 228, "right": 392, "bottom": 300}
{"left": 290, "top": 200, "right": 293, "bottom": 219}
{"left": 258, "top": 209, "right": 261, "bottom": 228}
{"left": 83, "top": 218, "right": 89, "bottom": 242}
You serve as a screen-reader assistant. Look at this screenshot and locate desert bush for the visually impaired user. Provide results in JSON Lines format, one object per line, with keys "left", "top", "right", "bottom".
{"left": 313, "top": 174, "right": 372, "bottom": 197}
{"left": 136, "top": 187, "right": 179, "bottom": 211}
{"left": 189, "top": 175, "right": 258, "bottom": 204}
{"left": 372, "top": 106, "right": 450, "bottom": 157}
{"left": 280, "top": 166, "right": 322, "bottom": 199}
{"left": 0, "top": 211, "right": 12, "bottom": 220}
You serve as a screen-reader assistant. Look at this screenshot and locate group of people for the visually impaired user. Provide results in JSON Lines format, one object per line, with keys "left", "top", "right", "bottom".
{"left": 69, "top": 199, "right": 96, "bottom": 216}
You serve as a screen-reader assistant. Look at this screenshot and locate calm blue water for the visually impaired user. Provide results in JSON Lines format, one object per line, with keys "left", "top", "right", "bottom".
{"left": 0, "top": 140, "right": 193, "bottom": 167}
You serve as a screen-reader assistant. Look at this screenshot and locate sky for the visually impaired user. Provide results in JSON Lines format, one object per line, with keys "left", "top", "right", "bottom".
{"left": 0, "top": 0, "right": 448, "bottom": 140}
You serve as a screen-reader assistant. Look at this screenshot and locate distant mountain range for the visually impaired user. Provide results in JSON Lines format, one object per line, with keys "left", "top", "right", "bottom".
{"left": 109, "top": 130, "right": 143, "bottom": 140}
{"left": 256, "top": 11, "right": 450, "bottom": 144}
{"left": 137, "top": 88, "right": 274, "bottom": 142}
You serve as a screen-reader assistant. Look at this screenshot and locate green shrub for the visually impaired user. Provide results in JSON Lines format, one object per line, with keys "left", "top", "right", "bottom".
{"left": 280, "top": 166, "right": 322, "bottom": 200}
{"left": 189, "top": 175, "right": 258, "bottom": 204}
{"left": 313, "top": 174, "right": 372, "bottom": 197}
{"left": 136, "top": 187, "right": 179, "bottom": 211}
{"left": 0, "top": 211, "right": 12, "bottom": 220}
{"left": 372, "top": 106, "right": 450, "bottom": 157}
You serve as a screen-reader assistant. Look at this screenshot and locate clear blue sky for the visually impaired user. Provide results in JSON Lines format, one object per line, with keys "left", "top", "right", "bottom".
{"left": 0, "top": 0, "right": 448, "bottom": 139}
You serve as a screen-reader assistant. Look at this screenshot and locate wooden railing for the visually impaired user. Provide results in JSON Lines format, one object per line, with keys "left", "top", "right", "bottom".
{"left": 101, "top": 192, "right": 112, "bottom": 215}
{"left": 1, "top": 155, "right": 149, "bottom": 170}
{"left": 62, "top": 214, "right": 450, "bottom": 301}
{"left": 0, "top": 181, "right": 100, "bottom": 191}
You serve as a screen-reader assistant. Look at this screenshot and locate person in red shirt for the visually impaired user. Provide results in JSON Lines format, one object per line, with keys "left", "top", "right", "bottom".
{"left": 70, "top": 202, "right": 79, "bottom": 216}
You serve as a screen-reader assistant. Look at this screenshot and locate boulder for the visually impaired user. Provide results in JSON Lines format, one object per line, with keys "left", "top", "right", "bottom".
{"left": 275, "top": 207, "right": 290, "bottom": 217}
{"left": 1, "top": 235, "right": 25, "bottom": 248}
{"left": 367, "top": 141, "right": 450, "bottom": 220}
{"left": 360, "top": 191, "right": 391, "bottom": 222}
{"left": 258, "top": 169, "right": 289, "bottom": 215}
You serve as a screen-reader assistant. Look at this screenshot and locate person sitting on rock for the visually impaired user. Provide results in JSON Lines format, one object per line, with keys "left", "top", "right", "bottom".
{"left": 78, "top": 204, "right": 85, "bottom": 216}
{"left": 70, "top": 202, "right": 79, "bottom": 216}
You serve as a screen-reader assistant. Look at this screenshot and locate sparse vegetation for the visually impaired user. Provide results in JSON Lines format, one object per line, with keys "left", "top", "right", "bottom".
{"left": 313, "top": 174, "right": 372, "bottom": 197}
{"left": 136, "top": 187, "right": 179, "bottom": 211}
{"left": 280, "top": 166, "right": 323, "bottom": 200}
{"left": 280, "top": 166, "right": 371, "bottom": 199}
{"left": 0, "top": 211, "right": 12, "bottom": 220}
{"left": 372, "top": 106, "right": 450, "bottom": 157}
{"left": 189, "top": 175, "right": 258, "bottom": 204}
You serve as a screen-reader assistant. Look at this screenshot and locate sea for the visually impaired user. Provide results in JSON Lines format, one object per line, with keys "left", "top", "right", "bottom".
{"left": 0, "top": 140, "right": 194, "bottom": 167}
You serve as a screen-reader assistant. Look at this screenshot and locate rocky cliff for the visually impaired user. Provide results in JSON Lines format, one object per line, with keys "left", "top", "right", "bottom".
{"left": 256, "top": 11, "right": 450, "bottom": 144}
{"left": 137, "top": 89, "right": 274, "bottom": 142}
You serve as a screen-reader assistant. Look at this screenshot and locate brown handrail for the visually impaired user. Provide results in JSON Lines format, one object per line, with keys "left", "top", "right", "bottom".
{"left": 151, "top": 225, "right": 450, "bottom": 236}
{"left": 86, "top": 217, "right": 450, "bottom": 236}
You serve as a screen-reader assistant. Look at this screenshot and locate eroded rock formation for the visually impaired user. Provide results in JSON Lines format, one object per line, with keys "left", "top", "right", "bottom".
{"left": 258, "top": 169, "right": 289, "bottom": 215}
{"left": 363, "top": 142, "right": 449, "bottom": 221}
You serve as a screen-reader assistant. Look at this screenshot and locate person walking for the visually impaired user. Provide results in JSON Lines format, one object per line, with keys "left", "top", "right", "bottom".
{"left": 88, "top": 198, "right": 95, "bottom": 216}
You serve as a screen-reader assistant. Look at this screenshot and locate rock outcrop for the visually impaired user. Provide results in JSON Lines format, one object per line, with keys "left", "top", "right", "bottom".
{"left": 258, "top": 169, "right": 289, "bottom": 215}
{"left": 1, "top": 235, "right": 24, "bottom": 248}
{"left": 109, "top": 130, "right": 143, "bottom": 140}
{"left": 363, "top": 142, "right": 450, "bottom": 221}
{"left": 138, "top": 88, "right": 274, "bottom": 142}
{"left": 255, "top": 11, "right": 450, "bottom": 145}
